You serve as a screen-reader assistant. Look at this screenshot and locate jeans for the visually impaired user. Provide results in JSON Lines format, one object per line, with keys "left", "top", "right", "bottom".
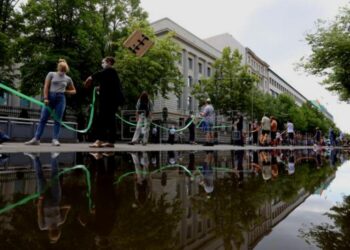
{"left": 35, "top": 92, "right": 66, "bottom": 140}
{"left": 34, "top": 156, "right": 61, "bottom": 206}
{"left": 132, "top": 114, "right": 151, "bottom": 143}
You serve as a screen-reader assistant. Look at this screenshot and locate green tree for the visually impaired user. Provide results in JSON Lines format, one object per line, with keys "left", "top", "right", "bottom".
{"left": 115, "top": 20, "right": 183, "bottom": 105}
{"left": 17, "top": 0, "right": 105, "bottom": 96}
{"left": 192, "top": 47, "right": 258, "bottom": 119}
{"left": 0, "top": 0, "right": 21, "bottom": 86}
{"left": 300, "top": 6, "right": 350, "bottom": 101}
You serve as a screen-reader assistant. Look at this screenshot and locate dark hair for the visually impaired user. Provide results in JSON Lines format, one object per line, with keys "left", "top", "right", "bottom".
{"left": 140, "top": 91, "right": 149, "bottom": 103}
{"left": 104, "top": 56, "right": 115, "bottom": 65}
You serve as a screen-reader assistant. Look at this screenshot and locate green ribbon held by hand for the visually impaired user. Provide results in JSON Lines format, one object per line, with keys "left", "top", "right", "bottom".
{"left": 0, "top": 82, "right": 96, "bottom": 133}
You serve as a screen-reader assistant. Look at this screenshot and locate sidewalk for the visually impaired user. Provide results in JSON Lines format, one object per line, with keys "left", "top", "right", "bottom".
{"left": 0, "top": 142, "right": 323, "bottom": 153}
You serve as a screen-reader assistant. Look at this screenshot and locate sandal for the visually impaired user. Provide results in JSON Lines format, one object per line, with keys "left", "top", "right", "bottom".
{"left": 89, "top": 140, "right": 103, "bottom": 148}
{"left": 102, "top": 142, "right": 114, "bottom": 148}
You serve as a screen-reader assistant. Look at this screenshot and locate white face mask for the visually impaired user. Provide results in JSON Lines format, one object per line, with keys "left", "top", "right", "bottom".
{"left": 101, "top": 61, "right": 108, "bottom": 69}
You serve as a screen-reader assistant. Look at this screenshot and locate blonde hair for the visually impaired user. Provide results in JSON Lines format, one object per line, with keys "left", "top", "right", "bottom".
{"left": 57, "top": 59, "right": 69, "bottom": 73}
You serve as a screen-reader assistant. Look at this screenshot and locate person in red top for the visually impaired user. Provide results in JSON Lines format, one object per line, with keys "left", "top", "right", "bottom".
{"left": 270, "top": 116, "right": 278, "bottom": 146}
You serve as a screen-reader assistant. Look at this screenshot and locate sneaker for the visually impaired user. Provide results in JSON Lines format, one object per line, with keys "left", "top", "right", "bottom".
{"left": 128, "top": 141, "right": 136, "bottom": 145}
{"left": 52, "top": 139, "right": 60, "bottom": 146}
{"left": 24, "top": 152, "right": 39, "bottom": 160}
{"left": 24, "top": 138, "right": 40, "bottom": 146}
{"left": 51, "top": 152, "right": 60, "bottom": 159}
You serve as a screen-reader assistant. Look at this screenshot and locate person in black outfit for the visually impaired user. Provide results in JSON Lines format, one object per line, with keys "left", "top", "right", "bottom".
{"left": 236, "top": 113, "right": 244, "bottom": 146}
{"left": 185, "top": 111, "right": 196, "bottom": 144}
{"left": 84, "top": 56, "right": 124, "bottom": 148}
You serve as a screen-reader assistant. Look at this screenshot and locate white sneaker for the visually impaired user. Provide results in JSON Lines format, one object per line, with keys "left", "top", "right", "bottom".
{"left": 23, "top": 152, "right": 39, "bottom": 160}
{"left": 51, "top": 152, "right": 60, "bottom": 159}
{"left": 24, "top": 138, "right": 40, "bottom": 145}
{"left": 52, "top": 139, "right": 60, "bottom": 146}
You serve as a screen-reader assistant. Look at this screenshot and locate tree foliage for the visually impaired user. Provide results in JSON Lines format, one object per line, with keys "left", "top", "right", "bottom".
{"left": 115, "top": 21, "right": 183, "bottom": 106}
{"left": 192, "top": 47, "right": 258, "bottom": 118}
{"left": 300, "top": 6, "right": 350, "bottom": 101}
{"left": 12, "top": 0, "right": 182, "bottom": 112}
{"left": 0, "top": 0, "right": 21, "bottom": 86}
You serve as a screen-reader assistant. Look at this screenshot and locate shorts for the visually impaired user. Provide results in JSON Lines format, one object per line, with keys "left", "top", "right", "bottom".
{"left": 262, "top": 130, "right": 270, "bottom": 136}
{"left": 204, "top": 120, "right": 214, "bottom": 132}
{"left": 288, "top": 132, "right": 294, "bottom": 140}
{"left": 271, "top": 131, "right": 276, "bottom": 140}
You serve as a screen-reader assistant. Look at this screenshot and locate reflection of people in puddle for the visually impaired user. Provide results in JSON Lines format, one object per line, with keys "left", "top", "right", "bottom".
{"left": 271, "top": 150, "right": 279, "bottom": 180}
{"left": 235, "top": 150, "right": 244, "bottom": 185}
{"left": 196, "top": 152, "right": 214, "bottom": 194}
{"left": 330, "top": 149, "right": 337, "bottom": 167}
{"left": 287, "top": 150, "right": 295, "bottom": 175}
{"left": 24, "top": 153, "right": 71, "bottom": 244}
{"left": 260, "top": 151, "right": 271, "bottom": 181}
{"left": 130, "top": 152, "right": 152, "bottom": 207}
{"left": 249, "top": 150, "right": 261, "bottom": 176}
{"left": 80, "top": 152, "right": 118, "bottom": 249}
{"left": 167, "top": 151, "right": 176, "bottom": 165}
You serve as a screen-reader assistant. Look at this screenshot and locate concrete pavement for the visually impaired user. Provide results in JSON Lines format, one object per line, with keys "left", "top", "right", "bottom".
{"left": 0, "top": 142, "right": 331, "bottom": 153}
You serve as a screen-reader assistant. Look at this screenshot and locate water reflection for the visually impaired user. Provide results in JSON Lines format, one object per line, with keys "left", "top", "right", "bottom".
{"left": 0, "top": 149, "right": 348, "bottom": 249}
{"left": 300, "top": 195, "right": 350, "bottom": 249}
{"left": 29, "top": 153, "right": 71, "bottom": 244}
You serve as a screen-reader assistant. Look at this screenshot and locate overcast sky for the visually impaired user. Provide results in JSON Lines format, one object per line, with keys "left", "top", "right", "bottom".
{"left": 140, "top": 0, "right": 350, "bottom": 132}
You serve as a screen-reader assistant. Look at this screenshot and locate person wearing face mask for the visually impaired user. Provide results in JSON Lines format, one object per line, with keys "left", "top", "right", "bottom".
{"left": 84, "top": 56, "right": 124, "bottom": 148}
{"left": 25, "top": 59, "right": 76, "bottom": 146}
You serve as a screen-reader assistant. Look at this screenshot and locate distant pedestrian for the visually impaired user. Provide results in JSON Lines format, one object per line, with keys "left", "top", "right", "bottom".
{"left": 251, "top": 119, "right": 259, "bottom": 145}
{"left": 287, "top": 120, "right": 294, "bottom": 145}
{"left": 329, "top": 128, "right": 336, "bottom": 146}
{"left": 185, "top": 111, "right": 196, "bottom": 144}
{"left": 270, "top": 116, "right": 278, "bottom": 146}
{"left": 25, "top": 59, "right": 76, "bottom": 146}
{"left": 168, "top": 125, "right": 176, "bottom": 144}
{"left": 236, "top": 113, "right": 244, "bottom": 146}
{"left": 200, "top": 98, "right": 215, "bottom": 146}
{"left": 314, "top": 127, "right": 322, "bottom": 146}
{"left": 129, "top": 91, "right": 153, "bottom": 146}
{"left": 260, "top": 114, "right": 270, "bottom": 146}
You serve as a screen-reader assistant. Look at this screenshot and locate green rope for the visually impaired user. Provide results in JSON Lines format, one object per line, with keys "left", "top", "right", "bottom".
{"left": 114, "top": 163, "right": 194, "bottom": 185}
{"left": 0, "top": 83, "right": 96, "bottom": 133}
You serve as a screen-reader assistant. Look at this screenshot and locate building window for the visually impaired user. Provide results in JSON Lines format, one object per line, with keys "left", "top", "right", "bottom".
{"left": 188, "top": 58, "right": 193, "bottom": 70}
{"left": 20, "top": 99, "right": 30, "bottom": 108}
{"left": 187, "top": 76, "right": 193, "bottom": 87}
{"left": 198, "top": 63, "right": 203, "bottom": 74}
{"left": 177, "top": 96, "right": 182, "bottom": 109}
{"left": 178, "top": 52, "right": 183, "bottom": 65}
{"left": 187, "top": 225, "right": 192, "bottom": 239}
{"left": 187, "top": 96, "right": 192, "bottom": 110}
{"left": 207, "top": 67, "right": 211, "bottom": 77}
{"left": 0, "top": 92, "right": 8, "bottom": 105}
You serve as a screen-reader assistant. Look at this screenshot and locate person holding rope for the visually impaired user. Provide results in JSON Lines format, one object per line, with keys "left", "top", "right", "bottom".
{"left": 185, "top": 111, "right": 196, "bottom": 144}
{"left": 128, "top": 91, "right": 153, "bottom": 146}
{"left": 287, "top": 119, "right": 295, "bottom": 145}
{"left": 200, "top": 98, "right": 215, "bottom": 146}
{"left": 85, "top": 56, "right": 124, "bottom": 148}
{"left": 25, "top": 59, "right": 76, "bottom": 146}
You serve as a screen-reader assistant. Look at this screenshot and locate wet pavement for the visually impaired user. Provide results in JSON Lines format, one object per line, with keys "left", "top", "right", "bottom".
{"left": 0, "top": 148, "right": 349, "bottom": 249}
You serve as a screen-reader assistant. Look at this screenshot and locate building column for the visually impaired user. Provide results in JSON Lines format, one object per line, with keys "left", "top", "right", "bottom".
{"left": 182, "top": 49, "right": 189, "bottom": 114}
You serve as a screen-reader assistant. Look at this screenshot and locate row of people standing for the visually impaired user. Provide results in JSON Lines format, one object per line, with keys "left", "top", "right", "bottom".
{"left": 251, "top": 114, "right": 295, "bottom": 146}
